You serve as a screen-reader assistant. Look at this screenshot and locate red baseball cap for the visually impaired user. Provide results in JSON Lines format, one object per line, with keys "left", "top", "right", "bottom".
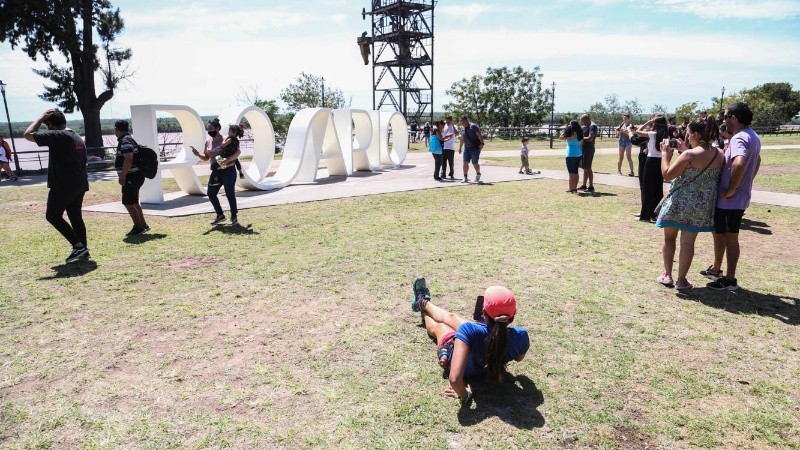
{"left": 483, "top": 286, "right": 516, "bottom": 320}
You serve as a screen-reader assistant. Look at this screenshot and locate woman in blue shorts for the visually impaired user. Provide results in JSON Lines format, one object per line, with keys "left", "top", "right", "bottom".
{"left": 410, "top": 278, "right": 530, "bottom": 407}
{"left": 617, "top": 114, "right": 634, "bottom": 176}
{"left": 560, "top": 120, "right": 584, "bottom": 193}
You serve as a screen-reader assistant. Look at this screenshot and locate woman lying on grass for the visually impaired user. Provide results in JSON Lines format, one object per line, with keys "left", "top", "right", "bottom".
{"left": 411, "top": 278, "right": 530, "bottom": 406}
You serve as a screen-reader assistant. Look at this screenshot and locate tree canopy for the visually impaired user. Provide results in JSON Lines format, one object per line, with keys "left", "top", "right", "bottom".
{"left": 444, "top": 66, "right": 549, "bottom": 127}
{"left": 0, "top": 0, "right": 133, "bottom": 148}
{"left": 279, "top": 72, "right": 346, "bottom": 112}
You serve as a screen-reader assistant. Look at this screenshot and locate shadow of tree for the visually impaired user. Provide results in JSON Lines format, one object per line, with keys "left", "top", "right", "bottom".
{"left": 740, "top": 218, "right": 772, "bottom": 235}
{"left": 678, "top": 288, "right": 799, "bottom": 325}
{"left": 457, "top": 374, "right": 545, "bottom": 429}
{"left": 123, "top": 233, "right": 168, "bottom": 244}
{"left": 39, "top": 260, "right": 99, "bottom": 280}
{"left": 202, "top": 223, "right": 259, "bottom": 236}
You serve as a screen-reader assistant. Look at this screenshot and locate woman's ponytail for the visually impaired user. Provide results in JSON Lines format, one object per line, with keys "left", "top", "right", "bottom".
{"left": 483, "top": 315, "right": 510, "bottom": 383}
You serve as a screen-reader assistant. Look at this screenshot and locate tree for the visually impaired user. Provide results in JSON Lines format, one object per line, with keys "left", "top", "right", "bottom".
{"left": 585, "top": 94, "right": 644, "bottom": 125}
{"left": 279, "top": 72, "right": 345, "bottom": 112}
{"left": 0, "top": 0, "right": 133, "bottom": 150}
{"left": 738, "top": 82, "right": 800, "bottom": 127}
{"left": 237, "top": 84, "right": 291, "bottom": 138}
{"left": 443, "top": 75, "right": 487, "bottom": 125}
{"left": 444, "top": 66, "right": 549, "bottom": 127}
{"left": 587, "top": 101, "right": 609, "bottom": 125}
{"left": 621, "top": 99, "right": 643, "bottom": 120}
{"left": 673, "top": 101, "right": 699, "bottom": 122}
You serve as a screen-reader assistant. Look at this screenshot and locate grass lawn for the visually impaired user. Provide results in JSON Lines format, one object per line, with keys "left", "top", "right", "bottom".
{"left": 1, "top": 177, "right": 798, "bottom": 449}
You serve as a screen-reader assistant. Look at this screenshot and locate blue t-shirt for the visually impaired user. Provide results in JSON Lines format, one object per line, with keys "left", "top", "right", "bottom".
{"left": 454, "top": 322, "right": 530, "bottom": 379}
{"left": 429, "top": 134, "right": 443, "bottom": 154}
{"left": 565, "top": 138, "right": 582, "bottom": 157}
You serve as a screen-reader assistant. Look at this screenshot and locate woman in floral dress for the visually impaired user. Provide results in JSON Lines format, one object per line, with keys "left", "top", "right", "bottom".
{"left": 655, "top": 118, "right": 725, "bottom": 290}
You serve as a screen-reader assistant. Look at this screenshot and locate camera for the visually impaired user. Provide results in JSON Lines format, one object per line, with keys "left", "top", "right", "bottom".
{"left": 669, "top": 139, "right": 678, "bottom": 148}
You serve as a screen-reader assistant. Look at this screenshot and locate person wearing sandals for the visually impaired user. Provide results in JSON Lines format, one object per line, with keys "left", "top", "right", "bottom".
{"left": 192, "top": 123, "right": 243, "bottom": 226}
{"left": 410, "top": 278, "right": 530, "bottom": 407}
{"left": 616, "top": 114, "right": 634, "bottom": 177}
{"left": 655, "top": 118, "right": 725, "bottom": 291}
{"left": 560, "top": 120, "right": 583, "bottom": 193}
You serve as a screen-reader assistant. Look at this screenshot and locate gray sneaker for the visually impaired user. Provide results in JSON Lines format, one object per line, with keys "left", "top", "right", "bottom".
{"left": 475, "top": 173, "right": 481, "bottom": 183}
{"left": 65, "top": 247, "right": 90, "bottom": 263}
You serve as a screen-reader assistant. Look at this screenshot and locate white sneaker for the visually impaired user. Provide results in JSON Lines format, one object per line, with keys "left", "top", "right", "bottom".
{"left": 462, "top": 176, "right": 469, "bottom": 183}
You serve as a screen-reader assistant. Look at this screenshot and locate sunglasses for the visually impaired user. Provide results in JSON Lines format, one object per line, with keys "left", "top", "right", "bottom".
{"left": 724, "top": 114, "right": 734, "bottom": 119}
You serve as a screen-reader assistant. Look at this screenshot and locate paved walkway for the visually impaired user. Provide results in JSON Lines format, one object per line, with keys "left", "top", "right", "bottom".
{"left": 3, "top": 148, "right": 799, "bottom": 217}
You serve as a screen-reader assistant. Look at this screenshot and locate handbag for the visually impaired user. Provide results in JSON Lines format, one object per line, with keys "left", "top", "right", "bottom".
{"left": 654, "top": 150, "right": 719, "bottom": 215}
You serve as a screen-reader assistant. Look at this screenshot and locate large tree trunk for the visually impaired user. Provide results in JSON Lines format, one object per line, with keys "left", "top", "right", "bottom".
{"left": 77, "top": 0, "right": 103, "bottom": 155}
{"left": 81, "top": 105, "right": 104, "bottom": 156}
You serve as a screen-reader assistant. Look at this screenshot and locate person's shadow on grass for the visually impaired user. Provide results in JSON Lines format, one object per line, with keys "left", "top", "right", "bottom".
{"left": 39, "top": 260, "right": 98, "bottom": 280}
{"left": 123, "top": 233, "right": 167, "bottom": 244}
{"left": 457, "top": 374, "right": 545, "bottom": 429}
{"left": 740, "top": 218, "right": 772, "bottom": 235}
{"left": 577, "top": 191, "right": 617, "bottom": 197}
{"left": 678, "top": 288, "right": 799, "bottom": 325}
{"left": 202, "top": 223, "right": 259, "bottom": 236}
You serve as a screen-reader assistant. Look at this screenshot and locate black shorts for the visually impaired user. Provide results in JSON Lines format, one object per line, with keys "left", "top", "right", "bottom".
{"left": 121, "top": 171, "right": 145, "bottom": 205}
{"left": 714, "top": 208, "right": 745, "bottom": 234}
{"left": 566, "top": 156, "right": 582, "bottom": 174}
{"left": 581, "top": 146, "right": 595, "bottom": 169}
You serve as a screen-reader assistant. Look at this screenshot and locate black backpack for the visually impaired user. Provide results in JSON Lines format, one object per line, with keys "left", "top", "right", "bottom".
{"left": 128, "top": 137, "right": 158, "bottom": 179}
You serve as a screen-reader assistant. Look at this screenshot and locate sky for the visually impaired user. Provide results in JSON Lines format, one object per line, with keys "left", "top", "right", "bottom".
{"left": 1, "top": 0, "right": 799, "bottom": 122}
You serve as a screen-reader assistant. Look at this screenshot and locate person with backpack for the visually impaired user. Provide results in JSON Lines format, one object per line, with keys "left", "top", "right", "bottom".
{"left": 114, "top": 120, "right": 150, "bottom": 236}
{"left": 192, "top": 123, "right": 242, "bottom": 226}
{"left": 410, "top": 278, "right": 530, "bottom": 407}
{"left": 458, "top": 115, "right": 485, "bottom": 183}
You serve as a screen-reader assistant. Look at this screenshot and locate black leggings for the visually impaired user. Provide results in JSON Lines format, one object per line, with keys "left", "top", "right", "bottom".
{"left": 432, "top": 153, "right": 443, "bottom": 179}
{"left": 640, "top": 156, "right": 664, "bottom": 220}
{"left": 46, "top": 188, "right": 87, "bottom": 247}
{"left": 441, "top": 149, "right": 455, "bottom": 177}
{"left": 208, "top": 166, "right": 238, "bottom": 217}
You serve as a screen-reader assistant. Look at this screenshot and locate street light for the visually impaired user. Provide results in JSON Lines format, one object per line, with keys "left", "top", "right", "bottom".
{"left": 0, "top": 80, "right": 21, "bottom": 174}
{"left": 549, "top": 82, "right": 556, "bottom": 149}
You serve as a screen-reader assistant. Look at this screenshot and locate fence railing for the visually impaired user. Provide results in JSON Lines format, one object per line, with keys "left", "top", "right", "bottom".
{"left": 480, "top": 124, "right": 800, "bottom": 140}
{"left": 14, "top": 138, "right": 261, "bottom": 173}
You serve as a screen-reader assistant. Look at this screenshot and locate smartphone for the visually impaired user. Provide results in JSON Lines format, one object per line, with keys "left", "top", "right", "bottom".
{"left": 473, "top": 295, "right": 485, "bottom": 322}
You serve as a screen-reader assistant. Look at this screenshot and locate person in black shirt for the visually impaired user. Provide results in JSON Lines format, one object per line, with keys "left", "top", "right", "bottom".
{"left": 114, "top": 120, "right": 150, "bottom": 236}
{"left": 23, "top": 109, "right": 90, "bottom": 263}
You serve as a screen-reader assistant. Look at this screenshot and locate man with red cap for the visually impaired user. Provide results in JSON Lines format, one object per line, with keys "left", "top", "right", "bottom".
{"left": 411, "top": 277, "right": 530, "bottom": 406}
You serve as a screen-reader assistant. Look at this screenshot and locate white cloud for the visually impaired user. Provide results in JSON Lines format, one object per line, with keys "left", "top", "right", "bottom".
{"left": 437, "top": 4, "right": 492, "bottom": 23}
{"left": 652, "top": 0, "right": 800, "bottom": 20}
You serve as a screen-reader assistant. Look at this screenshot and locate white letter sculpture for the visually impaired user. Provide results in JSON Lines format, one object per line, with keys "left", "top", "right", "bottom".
{"left": 133, "top": 105, "right": 406, "bottom": 204}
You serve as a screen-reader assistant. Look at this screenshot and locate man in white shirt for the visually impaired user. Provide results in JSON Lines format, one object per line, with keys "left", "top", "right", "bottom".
{"left": 441, "top": 116, "right": 457, "bottom": 179}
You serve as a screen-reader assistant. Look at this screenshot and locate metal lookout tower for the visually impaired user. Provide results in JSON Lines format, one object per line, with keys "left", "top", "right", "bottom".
{"left": 360, "top": 0, "right": 434, "bottom": 124}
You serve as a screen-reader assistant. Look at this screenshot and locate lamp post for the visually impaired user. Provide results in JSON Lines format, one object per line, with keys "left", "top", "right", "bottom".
{"left": 719, "top": 86, "right": 726, "bottom": 111}
{"left": 0, "top": 80, "right": 21, "bottom": 174}
{"left": 321, "top": 77, "right": 326, "bottom": 108}
{"left": 549, "top": 81, "right": 556, "bottom": 149}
